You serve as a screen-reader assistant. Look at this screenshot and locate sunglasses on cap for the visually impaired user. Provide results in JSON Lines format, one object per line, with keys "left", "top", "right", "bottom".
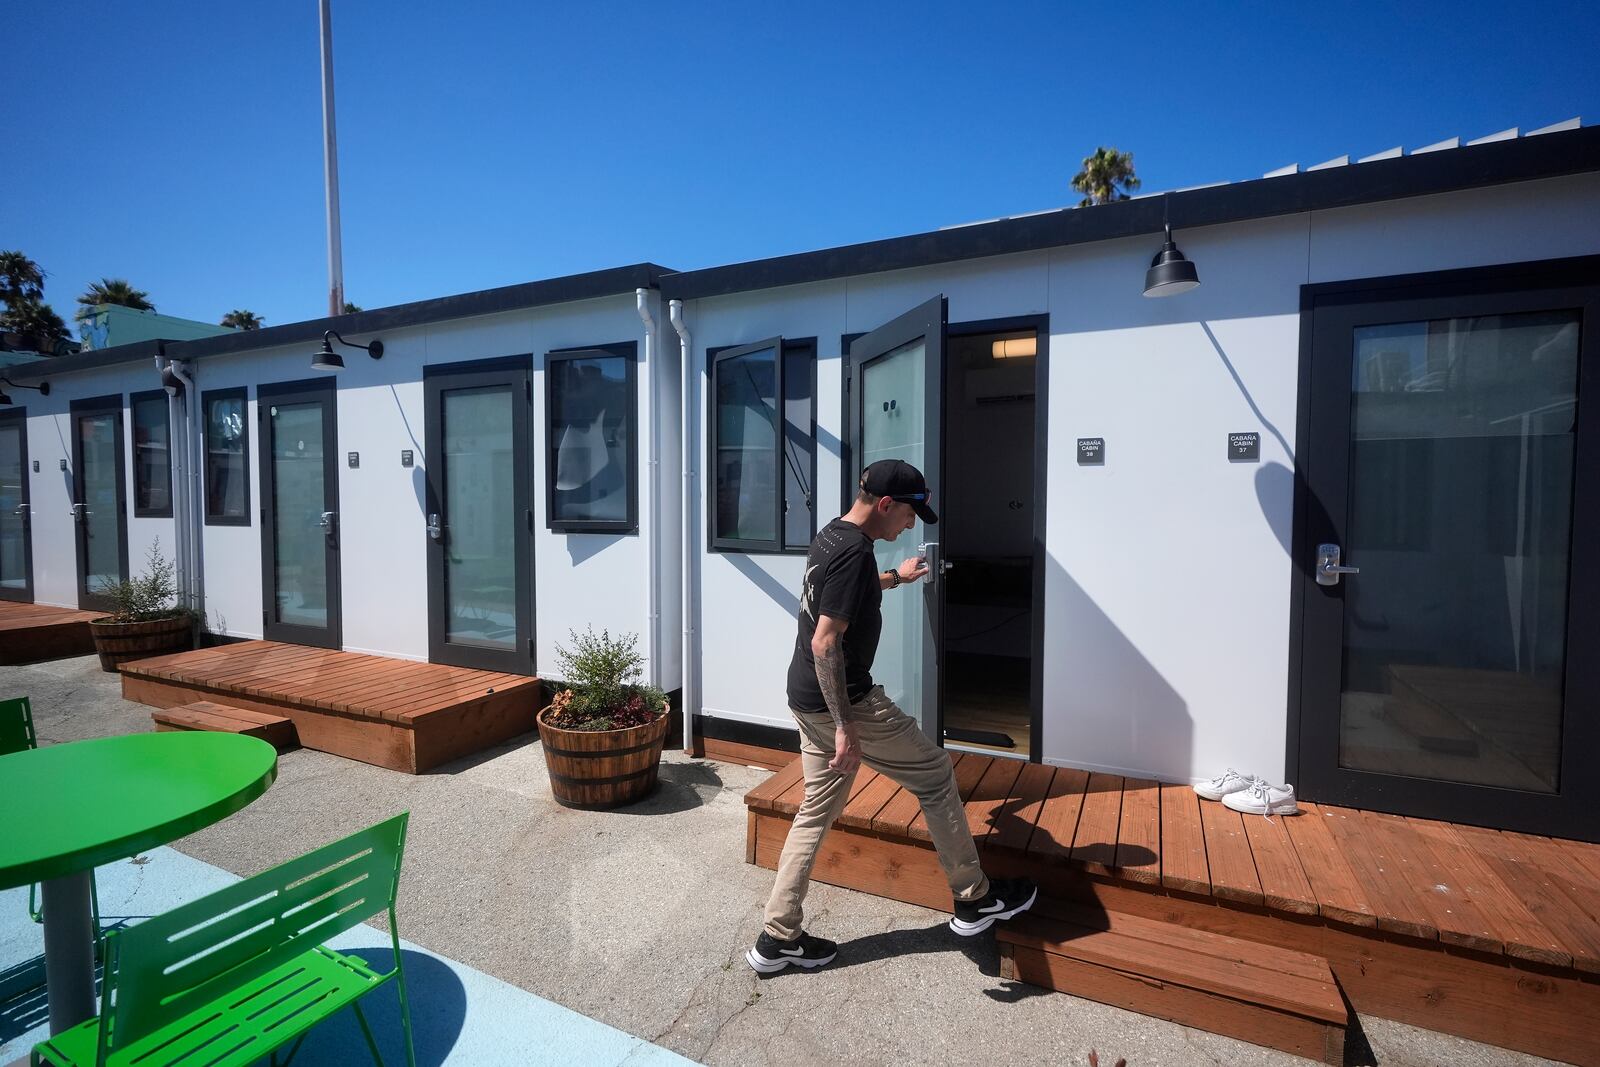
{"left": 889, "top": 491, "right": 931, "bottom": 504}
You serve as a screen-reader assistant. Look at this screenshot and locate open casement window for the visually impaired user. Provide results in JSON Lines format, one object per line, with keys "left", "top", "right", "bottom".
{"left": 203, "top": 387, "right": 250, "bottom": 526}
{"left": 130, "top": 390, "right": 172, "bottom": 518}
{"left": 546, "top": 342, "right": 638, "bottom": 533}
{"left": 709, "top": 337, "right": 817, "bottom": 553}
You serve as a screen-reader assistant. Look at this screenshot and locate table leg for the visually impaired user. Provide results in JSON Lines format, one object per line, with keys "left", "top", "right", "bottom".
{"left": 40, "top": 870, "right": 96, "bottom": 1034}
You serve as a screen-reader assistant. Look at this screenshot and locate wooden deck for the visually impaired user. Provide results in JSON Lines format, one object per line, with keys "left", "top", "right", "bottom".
{"left": 121, "top": 641, "right": 543, "bottom": 773}
{"left": 0, "top": 601, "right": 100, "bottom": 664}
{"left": 745, "top": 753, "right": 1600, "bottom": 1065}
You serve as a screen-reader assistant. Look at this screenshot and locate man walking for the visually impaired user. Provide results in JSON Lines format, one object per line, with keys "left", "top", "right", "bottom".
{"left": 747, "top": 459, "right": 1037, "bottom": 973}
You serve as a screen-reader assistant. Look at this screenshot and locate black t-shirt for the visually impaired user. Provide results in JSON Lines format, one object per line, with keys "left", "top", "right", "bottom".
{"left": 786, "top": 518, "right": 883, "bottom": 712}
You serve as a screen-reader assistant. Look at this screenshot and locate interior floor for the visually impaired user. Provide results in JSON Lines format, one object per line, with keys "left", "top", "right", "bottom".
{"left": 944, "top": 651, "right": 1031, "bottom": 758}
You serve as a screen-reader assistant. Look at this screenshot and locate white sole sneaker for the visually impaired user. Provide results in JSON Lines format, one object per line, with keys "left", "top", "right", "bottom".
{"left": 745, "top": 947, "right": 836, "bottom": 973}
{"left": 1221, "top": 784, "right": 1298, "bottom": 815}
{"left": 948, "top": 884, "right": 1038, "bottom": 936}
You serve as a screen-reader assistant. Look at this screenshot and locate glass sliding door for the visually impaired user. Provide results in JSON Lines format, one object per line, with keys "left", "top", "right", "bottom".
{"left": 259, "top": 379, "right": 341, "bottom": 648}
{"left": 71, "top": 396, "right": 129, "bottom": 612}
{"left": 423, "top": 357, "right": 534, "bottom": 674}
{"left": 847, "top": 296, "right": 947, "bottom": 742}
{"left": 0, "top": 410, "right": 30, "bottom": 602}
{"left": 1296, "top": 264, "right": 1600, "bottom": 840}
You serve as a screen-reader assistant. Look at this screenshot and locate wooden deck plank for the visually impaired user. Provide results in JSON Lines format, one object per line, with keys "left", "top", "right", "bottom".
{"left": 1281, "top": 803, "right": 1378, "bottom": 928}
{"left": 1316, "top": 804, "right": 1436, "bottom": 940}
{"left": 744, "top": 756, "right": 804, "bottom": 809}
{"left": 1450, "top": 827, "right": 1600, "bottom": 973}
{"left": 909, "top": 753, "right": 991, "bottom": 842}
{"left": 1198, "top": 800, "right": 1264, "bottom": 905}
{"left": 988, "top": 764, "right": 1054, "bottom": 854}
{"left": 1157, "top": 784, "right": 1211, "bottom": 896}
{"left": 1069, "top": 773, "right": 1124, "bottom": 876}
{"left": 961, "top": 757, "right": 1025, "bottom": 843}
{"left": 1240, "top": 807, "right": 1318, "bottom": 915}
{"left": 1026, "top": 766, "right": 1088, "bottom": 865}
{"left": 1113, "top": 777, "right": 1162, "bottom": 885}
{"left": 1365, "top": 812, "right": 1503, "bottom": 955}
{"left": 838, "top": 771, "right": 904, "bottom": 831}
{"left": 1405, "top": 820, "right": 1571, "bottom": 966}
{"left": 874, "top": 753, "right": 961, "bottom": 838}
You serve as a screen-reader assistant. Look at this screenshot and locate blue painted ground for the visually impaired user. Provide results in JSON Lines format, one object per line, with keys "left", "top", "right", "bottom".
{"left": 1, "top": 848, "right": 694, "bottom": 1066}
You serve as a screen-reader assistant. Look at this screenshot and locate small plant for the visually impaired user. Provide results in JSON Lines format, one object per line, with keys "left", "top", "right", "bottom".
{"left": 545, "top": 627, "right": 667, "bottom": 731}
{"left": 95, "top": 539, "right": 194, "bottom": 624}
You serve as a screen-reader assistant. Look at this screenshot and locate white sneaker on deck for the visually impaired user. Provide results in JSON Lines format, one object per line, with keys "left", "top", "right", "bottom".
{"left": 1194, "top": 768, "right": 1260, "bottom": 801}
{"left": 1222, "top": 780, "right": 1299, "bottom": 816}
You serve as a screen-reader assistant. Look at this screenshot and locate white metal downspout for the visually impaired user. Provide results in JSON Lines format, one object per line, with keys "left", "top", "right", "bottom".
{"left": 668, "top": 299, "right": 695, "bottom": 755}
{"left": 154, "top": 353, "right": 187, "bottom": 603}
{"left": 168, "top": 359, "right": 204, "bottom": 622}
{"left": 635, "top": 289, "right": 660, "bottom": 689}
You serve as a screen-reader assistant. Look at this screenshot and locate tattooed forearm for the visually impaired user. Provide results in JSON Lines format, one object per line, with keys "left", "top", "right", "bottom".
{"left": 815, "top": 640, "right": 851, "bottom": 729}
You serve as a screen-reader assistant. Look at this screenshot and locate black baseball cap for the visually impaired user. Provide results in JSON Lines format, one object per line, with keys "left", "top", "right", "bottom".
{"left": 860, "top": 459, "right": 939, "bottom": 524}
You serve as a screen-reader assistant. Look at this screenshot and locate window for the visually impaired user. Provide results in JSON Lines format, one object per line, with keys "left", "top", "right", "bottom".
{"left": 546, "top": 342, "right": 637, "bottom": 532}
{"left": 130, "top": 390, "right": 172, "bottom": 517}
{"left": 203, "top": 387, "right": 250, "bottom": 525}
{"left": 710, "top": 337, "right": 816, "bottom": 552}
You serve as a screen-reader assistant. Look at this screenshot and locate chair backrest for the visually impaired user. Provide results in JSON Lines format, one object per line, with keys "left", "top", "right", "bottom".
{"left": 99, "top": 812, "right": 409, "bottom": 1053}
{"left": 0, "top": 696, "right": 35, "bottom": 756}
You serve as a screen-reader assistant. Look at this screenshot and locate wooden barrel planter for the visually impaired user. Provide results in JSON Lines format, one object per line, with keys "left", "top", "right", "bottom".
{"left": 536, "top": 705, "right": 670, "bottom": 810}
{"left": 89, "top": 614, "right": 194, "bottom": 673}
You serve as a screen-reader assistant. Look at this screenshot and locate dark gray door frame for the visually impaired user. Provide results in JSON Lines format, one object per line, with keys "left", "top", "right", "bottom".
{"left": 0, "top": 407, "right": 32, "bottom": 603}
{"left": 257, "top": 378, "right": 342, "bottom": 650}
{"left": 422, "top": 355, "right": 536, "bottom": 675}
{"left": 69, "top": 394, "right": 130, "bottom": 613}
{"left": 1289, "top": 255, "right": 1600, "bottom": 841}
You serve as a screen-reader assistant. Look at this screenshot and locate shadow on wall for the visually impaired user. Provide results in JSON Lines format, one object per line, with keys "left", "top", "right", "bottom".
{"left": 565, "top": 533, "right": 622, "bottom": 566}
{"left": 1038, "top": 551, "right": 1193, "bottom": 786}
{"left": 726, "top": 553, "right": 800, "bottom": 618}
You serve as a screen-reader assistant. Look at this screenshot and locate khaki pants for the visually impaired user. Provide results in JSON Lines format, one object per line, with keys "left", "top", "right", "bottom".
{"left": 762, "top": 685, "right": 990, "bottom": 940}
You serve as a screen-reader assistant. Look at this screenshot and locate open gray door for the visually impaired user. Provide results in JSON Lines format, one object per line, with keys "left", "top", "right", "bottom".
{"left": 847, "top": 295, "right": 947, "bottom": 743}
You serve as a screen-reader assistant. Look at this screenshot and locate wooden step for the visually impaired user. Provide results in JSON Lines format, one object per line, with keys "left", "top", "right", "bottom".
{"left": 152, "top": 701, "right": 299, "bottom": 751}
{"left": 998, "top": 904, "right": 1347, "bottom": 1064}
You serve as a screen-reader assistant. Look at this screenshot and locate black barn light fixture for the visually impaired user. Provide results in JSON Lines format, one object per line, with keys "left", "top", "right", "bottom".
{"left": 311, "top": 330, "right": 383, "bottom": 371}
{"left": 0, "top": 377, "right": 49, "bottom": 406}
{"left": 1143, "top": 194, "right": 1201, "bottom": 297}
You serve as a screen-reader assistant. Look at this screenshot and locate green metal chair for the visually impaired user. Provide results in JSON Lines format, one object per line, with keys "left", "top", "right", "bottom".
{"left": 32, "top": 812, "right": 416, "bottom": 1067}
{"left": 0, "top": 696, "right": 102, "bottom": 932}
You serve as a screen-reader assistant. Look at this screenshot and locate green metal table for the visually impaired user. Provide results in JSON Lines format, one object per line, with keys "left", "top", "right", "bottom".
{"left": 0, "top": 731, "right": 277, "bottom": 1034}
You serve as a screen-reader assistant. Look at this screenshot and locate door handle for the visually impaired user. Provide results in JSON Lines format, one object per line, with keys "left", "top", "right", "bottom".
{"left": 318, "top": 510, "right": 337, "bottom": 531}
{"left": 1316, "top": 543, "right": 1360, "bottom": 586}
{"left": 917, "top": 541, "right": 942, "bottom": 581}
{"left": 70, "top": 503, "right": 87, "bottom": 522}
{"left": 426, "top": 513, "right": 443, "bottom": 541}
{"left": 13, "top": 503, "right": 27, "bottom": 520}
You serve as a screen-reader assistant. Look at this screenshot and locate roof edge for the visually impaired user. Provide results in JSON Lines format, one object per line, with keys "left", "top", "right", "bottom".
{"left": 13, "top": 262, "right": 671, "bottom": 380}
{"left": 659, "top": 125, "right": 1600, "bottom": 301}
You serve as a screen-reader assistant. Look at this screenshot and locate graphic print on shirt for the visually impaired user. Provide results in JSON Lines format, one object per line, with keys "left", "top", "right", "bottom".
{"left": 799, "top": 564, "right": 819, "bottom": 622}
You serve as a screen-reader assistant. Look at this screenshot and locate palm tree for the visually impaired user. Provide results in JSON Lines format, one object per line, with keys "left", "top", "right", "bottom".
{"left": 343, "top": 301, "right": 362, "bottom": 314}
{"left": 1071, "top": 147, "right": 1141, "bottom": 207}
{"left": 76, "top": 278, "right": 155, "bottom": 322}
{"left": 220, "top": 309, "right": 264, "bottom": 330}
{"left": 0, "top": 251, "right": 46, "bottom": 306}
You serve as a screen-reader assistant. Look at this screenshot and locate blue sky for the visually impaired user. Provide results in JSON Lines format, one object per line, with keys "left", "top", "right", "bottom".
{"left": 10, "top": 1, "right": 1599, "bottom": 331}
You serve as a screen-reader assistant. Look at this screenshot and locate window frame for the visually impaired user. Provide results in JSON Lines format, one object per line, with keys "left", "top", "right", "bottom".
{"left": 202, "top": 386, "right": 251, "bottom": 527}
{"left": 130, "top": 389, "right": 173, "bottom": 518}
{"left": 544, "top": 341, "right": 639, "bottom": 534}
{"left": 708, "top": 336, "right": 818, "bottom": 554}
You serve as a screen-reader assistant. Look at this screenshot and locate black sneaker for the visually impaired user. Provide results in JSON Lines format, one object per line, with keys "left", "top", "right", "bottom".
{"left": 949, "top": 877, "right": 1038, "bottom": 936}
{"left": 745, "top": 930, "right": 838, "bottom": 974}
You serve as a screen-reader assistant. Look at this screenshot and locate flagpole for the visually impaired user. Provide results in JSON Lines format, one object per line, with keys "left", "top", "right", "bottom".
{"left": 319, "top": 0, "right": 345, "bottom": 318}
